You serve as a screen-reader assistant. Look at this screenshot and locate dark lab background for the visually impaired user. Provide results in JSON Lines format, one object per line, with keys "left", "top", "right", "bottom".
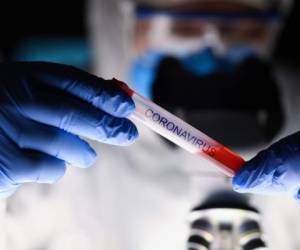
{"left": 0, "top": 1, "right": 300, "bottom": 67}
{"left": 0, "top": 0, "right": 89, "bottom": 69}
{"left": 0, "top": 0, "right": 299, "bottom": 149}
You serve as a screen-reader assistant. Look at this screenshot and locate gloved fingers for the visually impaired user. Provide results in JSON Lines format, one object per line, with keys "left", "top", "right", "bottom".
{"left": 232, "top": 150, "right": 273, "bottom": 194}
{"left": 233, "top": 132, "right": 300, "bottom": 197}
{"left": 27, "top": 62, "right": 135, "bottom": 118}
{"left": 0, "top": 131, "right": 66, "bottom": 189}
{"left": 232, "top": 149, "right": 290, "bottom": 194}
{"left": 0, "top": 109, "right": 96, "bottom": 168}
{"left": 13, "top": 150, "right": 66, "bottom": 185}
{"left": 19, "top": 125, "right": 97, "bottom": 168}
{"left": 19, "top": 90, "right": 138, "bottom": 145}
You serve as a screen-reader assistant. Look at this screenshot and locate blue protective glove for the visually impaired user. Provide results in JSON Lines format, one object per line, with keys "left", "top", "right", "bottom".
{"left": 0, "top": 62, "right": 138, "bottom": 197}
{"left": 233, "top": 132, "right": 300, "bottom": 200}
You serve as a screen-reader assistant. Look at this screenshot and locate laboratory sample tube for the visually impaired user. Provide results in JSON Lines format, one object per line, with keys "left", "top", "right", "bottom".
{"left": 113, "top": 79, "right": 245, "bottom": 177}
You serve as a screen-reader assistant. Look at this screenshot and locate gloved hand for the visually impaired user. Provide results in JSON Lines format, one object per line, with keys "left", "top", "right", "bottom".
{"left": 233, "top": 132, "right": 300, "bottom": 200}
{"left": 0, "top": 62, "right": 138, "bottom": 197}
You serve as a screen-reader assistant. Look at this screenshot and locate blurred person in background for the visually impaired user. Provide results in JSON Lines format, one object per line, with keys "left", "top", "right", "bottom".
{"left": 1, "top": 0, "right": 300, "bottom": 250}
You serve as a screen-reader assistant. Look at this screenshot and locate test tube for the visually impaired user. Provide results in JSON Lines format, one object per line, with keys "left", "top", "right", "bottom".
{"left": 113, "top": 79, "right": 245, "bottom": 177}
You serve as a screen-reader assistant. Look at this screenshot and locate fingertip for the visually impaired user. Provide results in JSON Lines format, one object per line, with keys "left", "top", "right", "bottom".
{"left": 38, "top": 160, "right": 67, "bottom": 184}
{"left": 294, "top": 189, "right": 300, "bottom": 201}
{"left": 86, "top": 147, "right": 97, "bottom": 166}
{"left": 232, "top": 184, "right": 247, "bottom": 193}
{"left": 107, "top": 78, "right": 136, "bottom": 118}
{"left": 56, "top": 135, "right": 97, "bottom": 168}
{"left": 128, "top": 123, "right": 139, "bottom": 144}
{"left": 118, "top": 95, "right": 136, "bottom": 118}
{"left": 91, "top": 88, "right": 136, "bottom": 118}
{"left": 75, "top": 146, "right": 97, "bottom": 168}
{"left": 118, "top": 122, "right": 139, "bottom": 146}
{"left": 232, "top": 169, "right": 250, "bottom": 192}
{"left": 95, "top": 115, "right": 139, "bottom": 146}
{"left": 51, "top": 163, "right": 67, "bottom": 183}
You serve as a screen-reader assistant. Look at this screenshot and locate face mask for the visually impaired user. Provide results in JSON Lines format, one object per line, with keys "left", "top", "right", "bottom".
{"left": 130, "top": 45, "right": 258, "bottom": 98}
{"left": 181, "top": 45, "right": 258, "bottom": 76}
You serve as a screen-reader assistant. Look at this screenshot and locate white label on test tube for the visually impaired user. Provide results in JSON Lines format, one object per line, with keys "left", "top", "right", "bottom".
{"left": 113, "top": 79, "right": 245, "bottom": 177}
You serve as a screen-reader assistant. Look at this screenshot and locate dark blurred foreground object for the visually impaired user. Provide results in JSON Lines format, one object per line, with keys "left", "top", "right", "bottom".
{"left": 188, "top": 191, "right": 268, "bottom": 250}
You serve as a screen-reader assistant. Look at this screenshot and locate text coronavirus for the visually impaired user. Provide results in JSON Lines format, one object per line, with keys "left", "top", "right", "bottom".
{"left": 145, "top": 108, "right": 216, "bottom": 156}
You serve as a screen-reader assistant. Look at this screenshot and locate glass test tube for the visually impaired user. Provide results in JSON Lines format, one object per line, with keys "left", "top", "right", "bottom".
{"left": 113, "top": 79, "right": 245, "bottom": 177}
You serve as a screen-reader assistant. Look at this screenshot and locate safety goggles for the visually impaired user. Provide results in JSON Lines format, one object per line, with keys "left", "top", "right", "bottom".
{"left": 136, "top": 5, "right": 281, "bottom": 22}
{"left": 133, "top": 4, "right": 282, "bottom": 58}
